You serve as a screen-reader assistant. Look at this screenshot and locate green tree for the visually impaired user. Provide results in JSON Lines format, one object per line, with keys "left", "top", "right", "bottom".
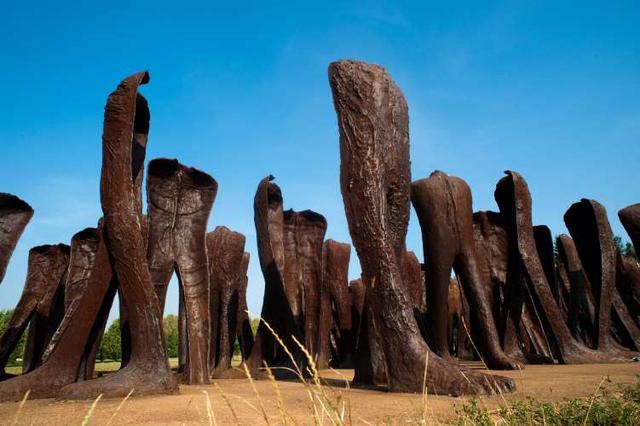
{"left": 0, "top": 309, "right": 27, "bottom": 366}
{"left": 164, "top": 314, "right": 178, "bottom": 358}
{"left": 98, "top": 319, "right": 121, "bottom": 361}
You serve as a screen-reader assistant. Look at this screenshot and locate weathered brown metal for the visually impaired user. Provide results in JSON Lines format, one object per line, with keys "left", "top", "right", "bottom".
{"left": 329, "top": 59, "right": 514, "bottom": 394}
{"left": 61, "top": 71, "right": 177, "bottom": 398}
{"left": 619, "top": 204, "right": 640, "bottom": 256}
{"left": 447, "top": 279, "right": 473, "bottom": 360}
{"left": 318, "top": 239, "right": 350, "bottom": 369}
{"left": 0, "top": 194, "right": 33, "bottom": 285}
{"left": 206, "top": 226, "right": 246, "bottom": 378}
{"left": 0, "top": 227, "right": 114, "bottom": 401}
{"left": 495, "top": 171, "right": 611, "bottom": 364}
{"left": 401, "top": 251, "right": 427, "bottom": 338}
{"left": 244, "top": 176, "right": 306, "bottom": 377}
{"left": 146, "top": 158, "right": 217, "bottom": 384}
{"left": 411, "top": 171, "right": 519, "bottom": 370}
{"left": 236, "top": 252, "right": 253, "bottom": 360}
{"left": 0, "top": 244, "right": 69, "bottom": 379}
{"left": 616, "top": 255, "right": 640, "bottom": 326}
{"left": 556, "top": 235, "right": 596, "bottom": 346}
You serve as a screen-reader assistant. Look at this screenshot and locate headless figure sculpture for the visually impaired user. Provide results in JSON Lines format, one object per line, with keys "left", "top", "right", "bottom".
{"left": 411, "top": 171, "right": 519, "bottom": 370}
{"left": 0, "top": 194, "right": 33, "bottom": 285}
{"left": 146, "top": 158, "right": 217, "bottom": 384}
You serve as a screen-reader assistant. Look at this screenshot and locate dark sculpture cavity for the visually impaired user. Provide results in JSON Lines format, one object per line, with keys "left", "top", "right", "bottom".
{"left": 0, "top": 244, "right": 69, "bottom": 378}
{"left": 329, "top": 59, "right": 514, "bottom": 394}
{"left": 146, "top": 158, "right": 217, "bottom": 384}
{"left": 207, "top": 226, "right": 246, "bottom": 378}
{"left": 411, "top": 171, "right": 519, "bottom": 370}
{"left": 0, "top": 194, "right": 34, "bottom": 285}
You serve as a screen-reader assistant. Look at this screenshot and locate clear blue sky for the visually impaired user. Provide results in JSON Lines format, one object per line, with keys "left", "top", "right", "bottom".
{"left": 1, "top": 1, "right": 638, "bottom": 322}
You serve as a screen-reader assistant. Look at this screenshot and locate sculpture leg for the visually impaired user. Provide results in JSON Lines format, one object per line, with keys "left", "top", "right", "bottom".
{"left": 175, "top": 262, "right": 210, "bottom": 384}
{"left": 455, "top": 249, "right": 521, "bottom": 369}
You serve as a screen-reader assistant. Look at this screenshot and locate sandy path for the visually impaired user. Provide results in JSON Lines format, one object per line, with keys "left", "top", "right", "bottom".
{"left": 0, "top": 362, "right": 638, "bottom": 425}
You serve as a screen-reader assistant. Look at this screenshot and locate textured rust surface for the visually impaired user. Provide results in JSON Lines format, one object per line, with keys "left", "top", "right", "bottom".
{"left": 236, "top": 252, "right": 253, "bottom": 360}
{"left": 495, "top": 171, "right": 611, "bottom": 364}
{"left": 206, "top": 226, "right": 246, "bottom": 378}
{"left": 146, "top": 158, "right": 217, "bottom": 384}
{"left": 412, "top": 171, "right": 518, "bottom": 370}
{"left": 61, "top": 71, "right": 177, "bottom": 398}
{"left": 0, "top": 194, "right": 33, "bottom": 285}
{"left": 245, "top": 176, "right": 305, "bottom": 377}
{"left": 619, "top": 204, "right": 640, "bottom": 256}
{"left": 0, "top": 227, "right": 113, "bottom": 401}
{"left": 318, "top": 239, "right": 350, "bottom": 369}
{"left": 330, "top": 59, "right": 514, "bottom": 395}
{"left": 0, "top": 244, "right": 69, "bottom": 378}
{"left": 556, "top": 235, "right": 596, "bottom": 346}
{"left": 283, "top": 209, "right": 327, "bottom": 360}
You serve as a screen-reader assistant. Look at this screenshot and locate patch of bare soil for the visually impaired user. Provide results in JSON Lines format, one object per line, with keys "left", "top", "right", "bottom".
{"left": 0, "top": 362, "right": 638, "bottom": 425}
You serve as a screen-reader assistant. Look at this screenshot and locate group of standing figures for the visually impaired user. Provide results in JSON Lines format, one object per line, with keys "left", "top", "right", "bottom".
{"left": 0, "top": 60, "right": 638, "bottom": 401}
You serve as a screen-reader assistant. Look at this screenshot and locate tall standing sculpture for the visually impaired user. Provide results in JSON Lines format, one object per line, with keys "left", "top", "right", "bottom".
{"left": 329, "top": 59, "right": 514, "bottom": 394}
{"left": 61, "top": 71, "right": 176, "bottom": 398}
{"left": 146, "top": 158, "right": 217, "bottom": 384}
{"left": 0, "top": 244, "right": 69, "bottom": 378}
{"left": 619, "top": 204, "right": 640, "bottom": 256}
{"left": 244, "top": 176, "right": 306, "bottom": 377}
{"left": 411, "top": 171, "right": 519, "bottom": 370}
{"left": 0, "top": 194, "right": 33, "bottom": 285}
{"left": 207, "top": 226, "right": 246, "bottom": 378}
{"left": 565, "top": 200, "right": 640, "bottom": 351}
{"left": 494, "top": 171, "right": 612, "bottom": 364}
{"left": 283, "top": 209, "right": 327, "bottom": 360}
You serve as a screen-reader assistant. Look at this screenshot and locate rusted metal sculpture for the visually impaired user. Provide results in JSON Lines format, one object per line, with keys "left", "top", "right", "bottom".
{"left": 206, "top": 226, "right": 246, "bottom": 378}
{"left": 495, "top": 171, "right": 613, "bottom": 364}
{"left": 61, "top": 71, "right": 177, "bottom": 398}
{"left": 329, "top": 59, "right": 514, "bottom": 394}
{"left": 619, "top": 204, "right": 640, "bottom": 255}
{"left": 0, "top": 227, "right": 114, "bottom": 400}
{"left": 317, "top": 239, "right": 351, "bottom": 369}
{"left": 565, "top": 199, "right": 640, "bottom": 353}
{"left": 556, "top": 235, "right": 596, "bottom": 346}
{"left": 0, "top": 244, "right": 69, "bottom": 379}
{"left": 236, "top": 252, "right": 254, "bottom": 360}
{"left": 244, "top": 176, "right": 306, "bottom": 377}
{"left": 411, "top": 171, "right": 519, "bottom": 370}
{"left": 283, "top": 209, "right": 327, "bottom": 360}
{"left": 447, "top": 279, "right": 473, "bottom": 360}
{"left": 401, "top": 251, "right": 427, "bottom": 338}
{"left": 0, "top": 194, "right": 33, "bottom": 285}
{"left": 616, "top": 255, "right": 640, "bottom": 326}
{"left": 146, "top": 158, "right": 217, "bottom": 384}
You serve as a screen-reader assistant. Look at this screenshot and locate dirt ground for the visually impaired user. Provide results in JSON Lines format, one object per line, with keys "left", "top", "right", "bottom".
{"left": 0, "top": 362, "right": 638, "bottom": 425}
